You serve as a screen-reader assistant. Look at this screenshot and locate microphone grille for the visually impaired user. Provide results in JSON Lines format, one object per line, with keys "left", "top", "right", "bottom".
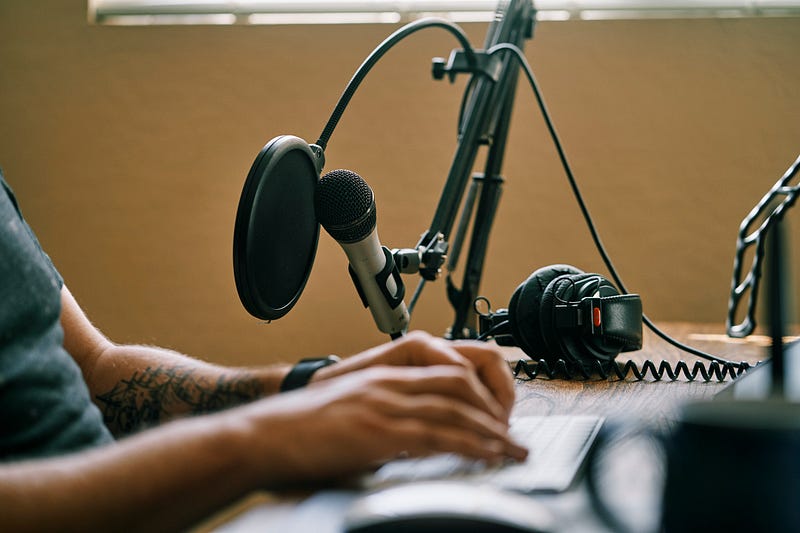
{"left": 315, "top": 169, "right": 377, "bottom": 243}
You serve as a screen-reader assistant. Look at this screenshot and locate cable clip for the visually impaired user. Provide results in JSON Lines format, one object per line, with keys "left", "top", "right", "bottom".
{"left": 432, "top": 49, "right": 503, "bottom": 83}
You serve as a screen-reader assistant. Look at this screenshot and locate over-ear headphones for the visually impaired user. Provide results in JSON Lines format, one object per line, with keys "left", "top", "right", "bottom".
{"left": 479, "top": 265, "right": 643, "bottom": 369}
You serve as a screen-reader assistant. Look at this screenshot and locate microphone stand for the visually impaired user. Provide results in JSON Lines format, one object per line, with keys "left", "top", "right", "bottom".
{"left": 415, "top": 0, "right": 535, "bottom": 339}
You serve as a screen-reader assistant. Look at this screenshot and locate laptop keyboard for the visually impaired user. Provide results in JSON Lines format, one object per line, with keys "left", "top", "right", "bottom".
{"left": 366, "top": 415, "right": 604, "bottom": 493}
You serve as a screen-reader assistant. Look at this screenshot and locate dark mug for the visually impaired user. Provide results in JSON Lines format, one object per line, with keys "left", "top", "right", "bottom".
{"left": 661, "top": 399, "right": 800, "bottom": 533}
{"left": 587, "top": 399, "right": 800, "bottom": 533}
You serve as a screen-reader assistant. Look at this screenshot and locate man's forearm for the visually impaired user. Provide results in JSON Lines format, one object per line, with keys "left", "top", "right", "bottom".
{"left": 88, "top": 344, "right": 291, "bottom": 436}
{"left": 0, "top": 409, "right": 260, "bottom": 533}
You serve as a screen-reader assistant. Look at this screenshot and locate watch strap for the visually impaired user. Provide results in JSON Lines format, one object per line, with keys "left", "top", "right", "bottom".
{"left": 280, "top": 356, "right": 340, "bottom": 392}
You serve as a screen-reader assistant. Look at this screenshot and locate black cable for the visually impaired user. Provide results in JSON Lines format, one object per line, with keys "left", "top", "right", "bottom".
{"left": 316, "top": 18, "right": 476, "bottom": 151}
{"left": 456, "top": 74, "right": 480, "bottom": 138}
{"left": 486, "top": 42, "right": 744, "bottom": 367}
{"left": 512, "top": 358, "right": 754, "bottom": 382}
{"left": 408, "top": 277, "right": 426, "bottom": 316}
{"left": 476, "top": 319, "right": 511, "bottom": 341}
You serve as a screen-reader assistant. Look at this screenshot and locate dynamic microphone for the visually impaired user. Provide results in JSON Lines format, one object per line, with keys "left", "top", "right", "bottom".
{"left": 314, "top": 169, "right": 409, "bottom": 338}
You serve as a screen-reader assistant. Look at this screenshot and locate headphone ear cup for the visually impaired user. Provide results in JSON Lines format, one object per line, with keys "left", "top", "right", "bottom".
{"left": 509, "top": 264, "right": 584, "bottom": 362}
{"left": 541, "top": 272, "right": 627, "bottom": 367}
{"left": 539, "top": 272, "right": 599, "bottom": 364}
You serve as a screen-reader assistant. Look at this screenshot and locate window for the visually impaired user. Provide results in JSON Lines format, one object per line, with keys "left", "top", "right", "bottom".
{"left": 89, "top": 0, "right": 800, "bottom": 25}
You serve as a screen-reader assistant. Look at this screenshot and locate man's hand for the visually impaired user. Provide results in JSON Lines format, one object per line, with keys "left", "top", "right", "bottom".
{"left": 311, "top": 331, "right": 516, "bottom": 422}
{"left": 244, "top": 362, "right": 528, "bottom": 487}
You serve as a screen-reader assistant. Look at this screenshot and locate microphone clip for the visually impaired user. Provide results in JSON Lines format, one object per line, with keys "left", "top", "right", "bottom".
{"left": 348, "top": 246, "right": 406, "bottom": 311}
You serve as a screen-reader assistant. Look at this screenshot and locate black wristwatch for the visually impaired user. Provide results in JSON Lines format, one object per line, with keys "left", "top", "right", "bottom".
{"left": 279, "top": 355, "right": 340, "bottom": 392}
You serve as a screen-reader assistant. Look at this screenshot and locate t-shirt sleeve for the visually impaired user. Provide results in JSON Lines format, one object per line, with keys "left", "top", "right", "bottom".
{"left": 0, "top": 172, "right": 64, "bottom": 289}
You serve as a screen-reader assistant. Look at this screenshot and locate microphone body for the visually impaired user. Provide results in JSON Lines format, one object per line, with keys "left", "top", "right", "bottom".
{"left": 315, "top": 169, "right": 409, "bottom": 337}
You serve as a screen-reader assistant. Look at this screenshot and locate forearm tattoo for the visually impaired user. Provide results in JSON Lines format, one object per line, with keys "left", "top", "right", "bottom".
{"left": 95, "top": 366, "right": 263, "bottom": 435}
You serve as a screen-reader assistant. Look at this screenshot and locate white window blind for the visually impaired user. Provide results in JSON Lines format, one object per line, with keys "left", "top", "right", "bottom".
{"left": 89, "top": 0, "right": 800, "bottom": 25}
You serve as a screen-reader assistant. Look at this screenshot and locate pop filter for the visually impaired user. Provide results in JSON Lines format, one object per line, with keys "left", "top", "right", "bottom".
{"left": 233, "top": 135, "right": 324, "bottom": 320}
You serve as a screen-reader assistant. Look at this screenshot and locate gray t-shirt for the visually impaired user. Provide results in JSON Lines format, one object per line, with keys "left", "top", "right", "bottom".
{"left": 0, "top": 171, "right": 113, "bottom": 460}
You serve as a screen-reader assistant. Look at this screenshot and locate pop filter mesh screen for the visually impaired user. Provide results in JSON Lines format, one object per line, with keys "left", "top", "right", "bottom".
{"left": 234, "top": 137, "right": 319, "bottom": 320}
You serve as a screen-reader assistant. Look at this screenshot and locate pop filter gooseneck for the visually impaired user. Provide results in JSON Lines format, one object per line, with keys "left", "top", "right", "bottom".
{"left": 315, "top": 17, "right": 475, "bottom": 151}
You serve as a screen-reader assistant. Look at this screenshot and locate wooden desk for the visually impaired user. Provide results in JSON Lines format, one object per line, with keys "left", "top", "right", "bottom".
{"left": 198, "top": 323, "right": 770, "bottom": 532}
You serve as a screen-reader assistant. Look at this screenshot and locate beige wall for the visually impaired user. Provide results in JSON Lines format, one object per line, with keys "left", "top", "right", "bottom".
{"left": 1, "top": 0, "right": 798, "bottom": 366}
